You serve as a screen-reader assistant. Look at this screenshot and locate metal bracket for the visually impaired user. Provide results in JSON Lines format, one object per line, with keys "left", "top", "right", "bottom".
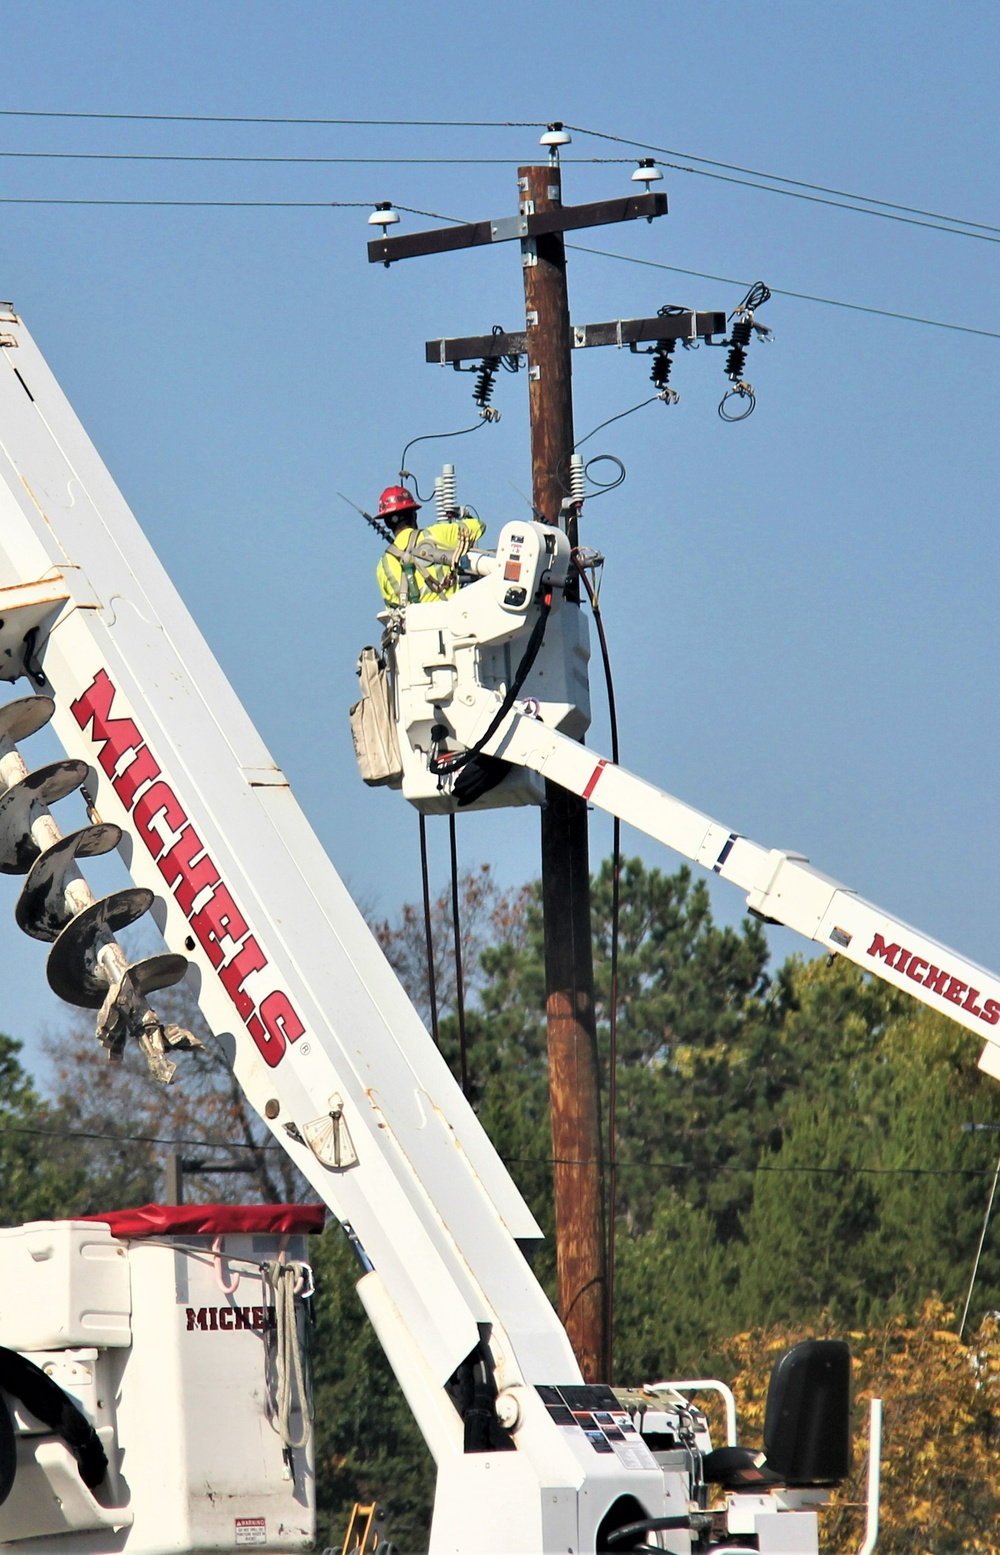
{"left": 521, "top": 239, "right": 538, "bottom": 269}
{"left": 491, "top": 214, "right": 529, "bottom": 242}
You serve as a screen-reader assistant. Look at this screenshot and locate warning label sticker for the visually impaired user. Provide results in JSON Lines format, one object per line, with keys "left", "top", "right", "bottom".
{"left": 235, "top": 1518, "right": 267, "bottom": 1546}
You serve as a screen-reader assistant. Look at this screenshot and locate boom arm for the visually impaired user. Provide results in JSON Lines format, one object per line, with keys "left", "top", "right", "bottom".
{"left": 490, "top": 709, "right": 1000, "bottom": 1079}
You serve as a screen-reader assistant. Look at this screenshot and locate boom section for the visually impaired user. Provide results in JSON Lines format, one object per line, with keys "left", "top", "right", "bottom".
{"left": 489, "top": 711, "right": 1000, "bottom": 1078}
{"left": 0, "top": 310, "right": 580, "bottom": 1399}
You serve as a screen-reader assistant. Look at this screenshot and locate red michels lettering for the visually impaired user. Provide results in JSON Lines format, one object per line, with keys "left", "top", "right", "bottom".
{"left": 70, "top": 669, "right": 305, "bottom": 1067}
{"left": 867, "top": 932, "right": 1000, "bottom": 1026}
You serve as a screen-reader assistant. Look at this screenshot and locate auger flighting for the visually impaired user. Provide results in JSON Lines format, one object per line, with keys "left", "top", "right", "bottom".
{"left": 0, "top": 695, "right": 199, "bottom": 1082}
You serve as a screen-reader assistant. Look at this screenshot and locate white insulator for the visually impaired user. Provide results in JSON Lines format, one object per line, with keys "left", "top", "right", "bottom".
{"left": 569, "top": 453, "right": 586, "bottom": 507}
{"left": 631, "top": 159, "right": 663, "bottom": 186}
{"left": 437, "top": 463, "right": 457, "bottom": 518}
{"left": 368, "top": 203, "right": 400, "bottom": 231}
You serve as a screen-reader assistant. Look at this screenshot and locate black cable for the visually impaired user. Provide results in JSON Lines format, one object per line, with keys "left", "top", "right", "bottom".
{"left": 399, "top": 418, "right": 486, "bottom": 487}
{"left": 418, "top": 812, "right": 440, "bottom": 1050}
{"left": 0, "top": 150, "right": 635, "bottom": 166}
{"left": 564, "top": 122, "right": 1000, "bottom": 238}
{"left": 563, "top": 123, "right": 1000, "bottom": 245}
{"left": 4, "top": 105, "right": 995, "bottom": 237}
{"left": 0, "top": 1121, "right": 282, "bottom": 1150}
{"left": 430, "top": 590, "right": 553, "bottom": 775}
{"left": 449, "top": 814, "right": 470, "bottom": 1097}
{"left": 574, "top": 556, "right": 622, "bottom": 1384}
{"left": 568, "top": 243, "right": 1000, "bottom": 342}
{"left": 574, "top": 397, "right": 661, "bottom": 450}
{"left": 4, "top": 171, "right": 992, "bottom": 340}
{"left": 500, "top": 1153, "right": 1000, "bottom": 1178}
{"left": 0, "top": 111, "right": 545, "bottom": 128}
{"left": 0, "top": 197, "right": 376, "bottom": 208}
{"left": 0, "top": 1121, "right": 994, "bottom": 1178}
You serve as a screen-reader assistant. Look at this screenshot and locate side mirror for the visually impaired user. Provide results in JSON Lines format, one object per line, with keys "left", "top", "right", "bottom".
{"left": 763, "top": 1338, "right": 851, "bottom": 1486}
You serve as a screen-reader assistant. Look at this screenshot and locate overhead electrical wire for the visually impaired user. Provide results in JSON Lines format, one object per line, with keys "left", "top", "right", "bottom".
{"left": 564, "top": 121, "right": 1000, "bottom": 241}
{"left": 1, "top": 174, "right": 985, "bottom": 340}
{"left": 0, "top": 111, "right": 544, "bottom": 128}
{"left": 502, "top": 1154, "right": 1000, "bottom": 1179}
{"left": 568, "top": 243, "right": 1000, "bottom": 341}
{"left": 1, "top": 1122, "right": 995, "bottom": 1179}
{"left": 0, "top": 151, "right": 635, "bottom": 166}
{"left": 0, "top": 106, "right": 995, "bottom": 238}
{"left": 2, "top": 109, "right": 995, "bottom": 242}
{"left": 0, "top": 1120, "right": 280, "bottom": 1150}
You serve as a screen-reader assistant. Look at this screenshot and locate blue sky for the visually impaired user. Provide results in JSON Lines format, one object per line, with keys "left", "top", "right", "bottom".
{"left": 2, "top": 1, "right": 1000, "bottom": 1080}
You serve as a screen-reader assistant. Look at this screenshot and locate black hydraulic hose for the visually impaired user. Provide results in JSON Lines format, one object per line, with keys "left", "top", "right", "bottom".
{"left": 606, "top": 1516, "right": 693, "bottom": 1545}
{"left": 418, "top": 812, "right": 441, "bottom": 1048}
{"left": 0, "top": 1347, "right": 107, "bottom": 1492}
{"left": 430, "top": 587, "right": 553, "bottom": 775}
{"left": 449, "top": 814, "right": 469, "bottom": 1096}
{"left": 574, "top": 555, "right": 622, "bottom": 1382}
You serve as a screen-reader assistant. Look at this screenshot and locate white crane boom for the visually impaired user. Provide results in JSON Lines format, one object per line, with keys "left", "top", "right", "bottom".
{"left": 489, "top": 709, "right": 1000, "bottom": 1080}
{"left": 0, "top": 314, "right": 870, "bottom": 1554}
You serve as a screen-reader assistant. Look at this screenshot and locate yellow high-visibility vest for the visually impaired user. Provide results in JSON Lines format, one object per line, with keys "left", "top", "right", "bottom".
{"left": 376, "top": 518, "right": 486, "bottom": 606}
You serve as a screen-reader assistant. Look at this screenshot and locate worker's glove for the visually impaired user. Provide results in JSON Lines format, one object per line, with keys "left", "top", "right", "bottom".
{"left": 450, "top": 522, "right": 474, "bottom": 567}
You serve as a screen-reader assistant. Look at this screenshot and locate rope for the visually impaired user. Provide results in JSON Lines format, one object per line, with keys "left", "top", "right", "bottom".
{"left": 267, "top": 1260, "right": 311, "bottom": 1449}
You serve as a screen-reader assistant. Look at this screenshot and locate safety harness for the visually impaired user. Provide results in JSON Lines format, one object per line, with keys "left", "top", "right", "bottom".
{"left": 384, "top": 524, "right": 475, "bottom": 604}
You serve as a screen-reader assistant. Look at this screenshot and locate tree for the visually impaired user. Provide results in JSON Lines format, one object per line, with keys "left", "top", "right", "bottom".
{"left": 719, "top": 1301, "right": 1000, "bottom": 1554}
{"left": 310, "top": 1227, "right": 434, "bottom": 1553}
{"left": 736, "top": 956, "right": 1000, "bottom": 1332}
{"left": 0, "top": 1029, "right": 89, "bottom": 1226}
{"left": 43, "top": 975, "right": 308, "bottom": 1211}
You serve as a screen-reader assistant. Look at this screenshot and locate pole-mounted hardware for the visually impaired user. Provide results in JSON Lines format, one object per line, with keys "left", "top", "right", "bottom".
{"left": 425, "top": 312, "right": 726, "bottom": 365}
{"left": 367, "top": 192, "right": 667, "bottom": 267}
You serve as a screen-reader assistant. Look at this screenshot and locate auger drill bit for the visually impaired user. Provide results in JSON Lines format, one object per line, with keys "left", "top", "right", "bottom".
{"left": 0, "top": 695, "right": 201, "bottom": 1083}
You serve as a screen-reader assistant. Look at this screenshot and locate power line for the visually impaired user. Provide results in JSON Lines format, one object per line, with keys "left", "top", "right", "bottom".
{"left": 2, "top": 1120, "right": 993, "bottom": 1178}
{"left": 504, "top": 1153, "right": 998, "bottom": 1179}
{"left": 0, "top": 197, "right": 361, "bottom": 208}
{"left": 648, "top": 159, "right": 1000, "bottom": 246}
{"left": 2, "top": 190, "right": 986, "bottom": 341}
{"left": 0, "top": 197, "right": 470, "bottom": 220}
{"left": 0, "top": 175, "right": 992, "bottom": 341}
{"left": 565, "top": 122, "right": 1000, "bottom": 241}
{"left": 0, "top": 111, "right": 543, "bottom": 128}
{"left": 3, "top": 108, "right": 994, "bottom": 242}
{"left": 0, "top": 151, "right": 632, "bottom": 166}
{"left": 1, "top": 1121, "right": 279, "bottom": 1151}
{"left": 568, "top": 243, "right": 1000, "bottom": 341}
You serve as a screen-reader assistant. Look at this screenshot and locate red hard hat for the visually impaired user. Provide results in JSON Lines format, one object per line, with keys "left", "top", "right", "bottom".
{"left": 378, "top": 485, "right": 421, "bottom": 520}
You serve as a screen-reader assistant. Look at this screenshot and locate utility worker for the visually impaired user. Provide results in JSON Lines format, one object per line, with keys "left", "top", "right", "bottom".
{"left": 375, "top": 486, "right": 485, "bottom": 607}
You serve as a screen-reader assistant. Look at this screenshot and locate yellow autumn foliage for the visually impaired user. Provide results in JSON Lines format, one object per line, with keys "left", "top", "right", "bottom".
{"left": 716, "top": 1300, "right": 1000, "bottom": 1554}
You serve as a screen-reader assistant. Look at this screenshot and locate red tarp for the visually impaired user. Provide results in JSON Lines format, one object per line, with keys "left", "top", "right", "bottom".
{"left": 78, "top": 1204, "right": 326, "bottom": 1238}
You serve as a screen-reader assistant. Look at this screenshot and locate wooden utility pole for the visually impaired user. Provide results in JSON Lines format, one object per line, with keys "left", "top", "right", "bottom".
{"left": 519, "top": 159, "right": 606, "bottom": 1380}
{"left": 369, "top": 146, "right": 725, "bottom": 1381}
